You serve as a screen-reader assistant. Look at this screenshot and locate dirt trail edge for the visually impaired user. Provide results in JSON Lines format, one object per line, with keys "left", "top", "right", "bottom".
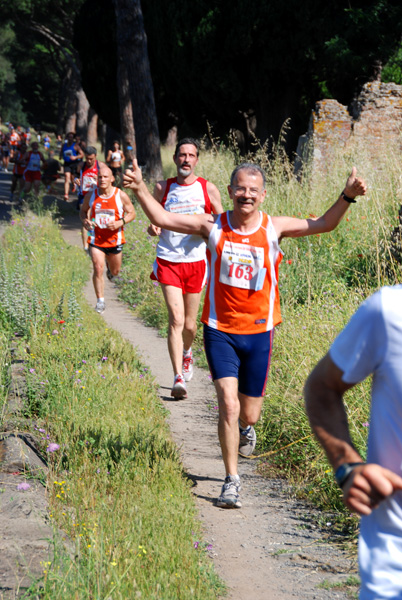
{"left": 60, "top": 211, "right": 357, "bottom": 600}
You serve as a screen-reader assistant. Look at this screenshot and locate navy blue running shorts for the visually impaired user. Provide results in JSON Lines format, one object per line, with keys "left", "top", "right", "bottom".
{"left": 203, "top": 324, "right": 274, "bottom": 398}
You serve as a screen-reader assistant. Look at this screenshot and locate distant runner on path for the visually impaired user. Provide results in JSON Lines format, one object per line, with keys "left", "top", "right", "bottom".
{"left": 124, "top": 161, "right": 367, "bottom": 509}
{"left": 106, "top": 141, "right": 125, "bottom": 186}
{"left": 74, "top": 146, "right": 99, "bottom": 252}
{"left": 147, "top": 138, "right": 223, "bottom": 399}
{"left": 22, "top": 141, "right": 46, "bottom": 199}
{"left": 10, "top": 141, "right": 27, "bottom": 201}
{"left": 80, "top": 164, "right": 136, "bottom": 314}
{"left": 60, "top": 132, "right": 84, "bottom": 201}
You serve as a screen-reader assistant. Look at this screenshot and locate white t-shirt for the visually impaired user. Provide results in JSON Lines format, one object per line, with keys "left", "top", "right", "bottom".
{"left": 330, "top": 285, "right": 402, "bottom": 600}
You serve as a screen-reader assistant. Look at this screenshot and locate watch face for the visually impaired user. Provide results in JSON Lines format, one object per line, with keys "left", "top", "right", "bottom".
{"left": 335, "top": 464, "right": 350, "bottom": 484}
{"left": 335, "top": 462, "right": 363, "bottom": 487}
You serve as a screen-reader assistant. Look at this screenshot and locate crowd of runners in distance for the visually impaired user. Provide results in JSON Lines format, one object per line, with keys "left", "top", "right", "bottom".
{"left": 0, "top": 124, "right": 124, "bottom": 205}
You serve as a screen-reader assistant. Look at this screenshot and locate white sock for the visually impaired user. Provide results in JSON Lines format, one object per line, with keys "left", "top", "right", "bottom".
{"left": 183, "top": 347, "right": 192, "bottom": 357}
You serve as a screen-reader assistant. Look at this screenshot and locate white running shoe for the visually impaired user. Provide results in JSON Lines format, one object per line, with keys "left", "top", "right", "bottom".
{"left": 106, "top": 265, "right": 117, "bottom": 283}
{"left": 171, "top": 374, "right": 187, "bottom": 399}
{"left": 182, "top": 350, "right": 194, "bottom": 382}
{"left": 217, "top": 475, "right": 242, "bottom": 508}
{"left": 238, "top": 425, "right": 257, "bottom": 457}
{"left": 95, "top": 299, "right": 106, "bottom": 314}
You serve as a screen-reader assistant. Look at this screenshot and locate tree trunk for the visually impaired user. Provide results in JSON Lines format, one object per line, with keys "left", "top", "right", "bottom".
{"left": 116, "top": 58, "right": 136, "bottom": 167}
{"left": 113, "top": 0, "right": 162, "bottom": 181}
{"left": 57, "top": 70, "right": 70, "bottom": 135}
{"left": 87, "top": 108, "right": 98, "bottom": 146}
{"left": 64, "top": 70, "right": 78, "bottom": 134}
{"left": 76, "top": 87, "right": 90, "bottom": 140}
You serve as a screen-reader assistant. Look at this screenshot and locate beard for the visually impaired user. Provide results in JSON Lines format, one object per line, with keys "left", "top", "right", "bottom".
{"left": 177, "top": 164, "right": 193, "bottom": 177}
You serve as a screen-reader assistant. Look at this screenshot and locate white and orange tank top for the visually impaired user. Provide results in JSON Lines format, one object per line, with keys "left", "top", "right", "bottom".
{"left": 9, "top": 131, "right": 20, "bottom": 146}
{"left": 201, "top": 211, "right": 283, "bottom": 334}
{"left": 88, "top": 187, "right": 126, "bottom": 248}
{"left": 157, "top": 177, "right": 212, "bottom": 263}
{"left": 80, "top": 161, "right": 99, "bottom": 193}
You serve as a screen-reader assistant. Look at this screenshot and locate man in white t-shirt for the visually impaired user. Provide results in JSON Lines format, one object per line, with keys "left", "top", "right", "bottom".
{"left": 305, "top": 285, "right": 402, "bottom": 599}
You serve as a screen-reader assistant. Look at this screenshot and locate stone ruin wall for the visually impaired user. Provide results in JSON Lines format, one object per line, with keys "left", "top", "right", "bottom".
{"left": 296, "top": 80, "right": 402, "bottom": 173}
{"left": 295, "top": 80, "right": 402, "bottom": 269}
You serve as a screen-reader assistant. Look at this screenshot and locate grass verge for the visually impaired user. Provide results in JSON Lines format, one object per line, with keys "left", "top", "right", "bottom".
{"left": 0, "top": 209, "right": 224, "bottom": 599}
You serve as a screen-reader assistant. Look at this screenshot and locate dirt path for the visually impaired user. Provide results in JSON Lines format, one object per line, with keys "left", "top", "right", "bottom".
{"left": 59, "top": 207, "right": 358, "bottom": 600}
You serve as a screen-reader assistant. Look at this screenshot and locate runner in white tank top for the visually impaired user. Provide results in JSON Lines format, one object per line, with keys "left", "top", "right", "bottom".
{"left": 148, "top": 138, "right": 223, "bottom": 398}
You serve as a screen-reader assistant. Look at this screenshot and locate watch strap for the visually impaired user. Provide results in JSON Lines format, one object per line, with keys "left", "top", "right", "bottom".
{"left": 341, "top": 191, "right": 357, "bottom": 203}
{"left": 335, "top": 462, "right": 365, "bottom": 488}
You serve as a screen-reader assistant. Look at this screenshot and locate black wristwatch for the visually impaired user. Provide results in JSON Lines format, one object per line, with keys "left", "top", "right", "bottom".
{"left": 341, "top": 191, "right": 356, "bottom": 204}
{"left": 335, "top": 462, "right": 365, "bottom": 488}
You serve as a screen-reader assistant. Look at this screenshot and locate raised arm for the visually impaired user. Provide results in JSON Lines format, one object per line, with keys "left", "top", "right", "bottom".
{"left": 272, "top": 167, "right": 367, "bottom": 241}
{"left": 146, "top": 180, "right": 165, "bottom": 236}
{"left": 304, "top": 354, "right": 402, "bottom": 515}
{"left": 123, "top": 160, "right": 214, "bottom": 239}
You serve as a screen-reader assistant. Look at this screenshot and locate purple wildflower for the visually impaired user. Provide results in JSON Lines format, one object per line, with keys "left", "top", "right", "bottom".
{"left": 46, "top": 443, "right": 60, "bottom": 453}
{"left": 17, "top": 482, "right": 31, "bottom": 491}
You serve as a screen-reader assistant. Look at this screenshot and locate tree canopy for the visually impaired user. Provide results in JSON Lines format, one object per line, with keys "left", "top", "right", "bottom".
{"left": 2, "top": 0, "right": 402, "bottom": 154}
{"left": 141, "top": 0, "right": 402, "bottom": 149}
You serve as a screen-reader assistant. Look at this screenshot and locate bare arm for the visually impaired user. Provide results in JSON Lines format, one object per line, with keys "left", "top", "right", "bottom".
{"left": 147, "top": 180, "right": 165, "bottom": 236}
{"left": 79, "top": 192, "right": 92, "bottom": 230}
{"left": 207, "top": 181, "right": 224, "bottom": 214}
{"left": 272, "top": 167, "right": 367, "bottom": 241}
{"left": 73, "top": 144, "right": 84, "bottom": 161}
{"left": 123, "top": 160, "right": 214, "bottom": 239}
{"left": 74, "top": 161, "right": 84, "bottom": 187}
{"left": 305, "top": 354, "right": 402, "bottom": 515}
{"left": 106, "top": 150, "right": 112, "bottom": 164}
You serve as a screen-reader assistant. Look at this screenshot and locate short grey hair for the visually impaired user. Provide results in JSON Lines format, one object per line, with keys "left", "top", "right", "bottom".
{"left": 230, "top": 163, "right": 266, "bottom": 188}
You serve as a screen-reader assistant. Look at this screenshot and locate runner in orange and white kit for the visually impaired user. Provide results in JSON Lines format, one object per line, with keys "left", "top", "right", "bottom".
{"left": 9, "top": 127, "right": 21, "bottom": 160}
{"left": 10, "top": 142, "right": 27, "bottom": 200}
{"left": 80, "top": 164, "right": 135, "bottom": 314}
{"left": 74, "top": 146, "right": 99, "bottom": 251}
{"left": 22, "top": 141, "right": 45, "bottom": 199}
{"left": 148, "top": 138, "right": 223, "bottom": 399}
{"left": 124, "top": 160, "right": 367, "bottom": 508}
